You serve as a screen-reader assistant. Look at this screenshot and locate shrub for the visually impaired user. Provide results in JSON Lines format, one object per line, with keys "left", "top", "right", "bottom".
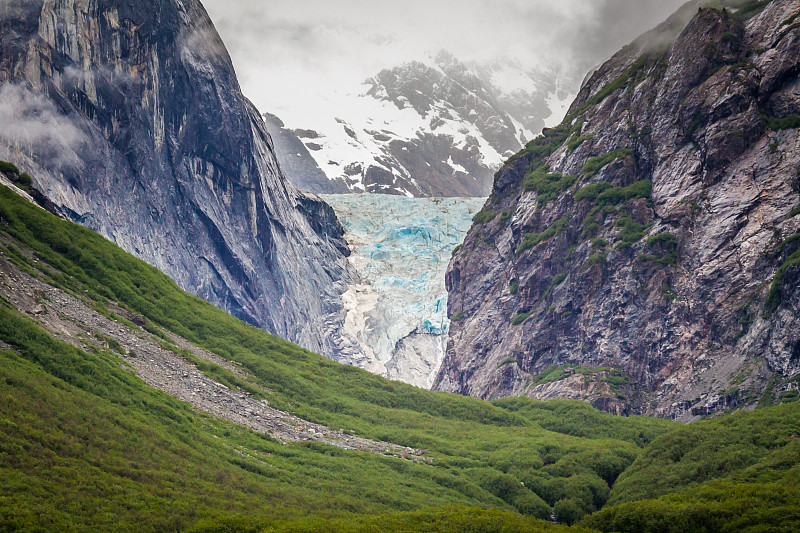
{"left": 582, "top": 149, "right": 634, "bottom": 178}
{"left": 17, "top": 172, "right": 33, "bottom": 187}
{"left": 554, "top": 498, "right": 590, "bottom": 525}
{"left": 524, "top": 170, "right": 578, "bottom": 205}
{"left": 575, "top": 182, "right": 614, "bottom": 202}
{"left": 567, "top": 134, "right": 594, "bottom": 153}
{"left": 517, "top": 217, "right": 569, "bottom": 256}
{"left": 0, "top": 161, "right": 20, "bottom": 175}
{"left": 575, "top": 180, "right": 651, "bottom": 207}
{"left": 511, "top": 311, "right": 533, "bottom": 326}
{"left": 473, "top": 208, "right": 498, "bottom": 225}
{"left": 646, "top": 232, "right": 677, "bottom": 247}
{"left": 584, "top": 253, "right": 607, "bottom": 270}
{"left": 763, "top": 114, "right": 800, "bottom": 131}
{"left": 615, "top": 218, "right": 648, "bottom": 247}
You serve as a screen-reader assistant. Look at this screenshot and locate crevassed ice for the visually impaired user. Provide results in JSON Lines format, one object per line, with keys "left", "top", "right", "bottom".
{"left": 322, "top": 193, "right": 486, "bottom": 389}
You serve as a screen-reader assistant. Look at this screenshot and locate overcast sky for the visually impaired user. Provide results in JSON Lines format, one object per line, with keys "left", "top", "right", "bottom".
{"left": 202, "top": 0, "right": 688, "bottom": 125}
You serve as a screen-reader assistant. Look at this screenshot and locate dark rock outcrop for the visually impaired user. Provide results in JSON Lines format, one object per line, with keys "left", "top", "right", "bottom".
{"left": 437, "top": 0, "right": 800, "bottom": 419}
{"left": 0, "top": 0, "right": 359, "bottom": 358}
{"left": 263, "top": 112, "right": 348, "bottom": 194}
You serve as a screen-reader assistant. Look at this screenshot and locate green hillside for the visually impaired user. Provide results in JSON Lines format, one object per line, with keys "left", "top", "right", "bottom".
{"left": 1, "top": 174, "right": 799, "bottom": 532}
{"left": 0, "top": 182, "right": 669, "bottom": 530}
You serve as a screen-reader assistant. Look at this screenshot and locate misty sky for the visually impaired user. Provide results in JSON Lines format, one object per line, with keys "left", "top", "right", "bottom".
{"left": 202, "top": 0, "right": 687, "bottom": 126}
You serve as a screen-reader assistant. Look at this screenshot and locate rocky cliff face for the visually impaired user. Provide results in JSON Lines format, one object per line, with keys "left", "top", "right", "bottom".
{"left": 438, "top": 0, "right": 800, "bottom": 419}
{"left": 0, "top": 0, "right": 359, "bottom": 358}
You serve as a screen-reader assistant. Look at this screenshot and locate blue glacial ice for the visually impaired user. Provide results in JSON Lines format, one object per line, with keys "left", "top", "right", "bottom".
{"left": 321, "top": 194, "right": 486, "bottom": 388}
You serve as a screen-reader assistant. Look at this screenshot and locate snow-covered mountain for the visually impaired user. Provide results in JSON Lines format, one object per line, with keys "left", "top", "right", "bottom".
{"left": 266, "top": 51, "right": 576, "bottom": 197}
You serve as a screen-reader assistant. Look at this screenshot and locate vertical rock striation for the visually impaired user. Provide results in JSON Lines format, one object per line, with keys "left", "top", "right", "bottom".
{"left": 438, "top": 0, "right": 800, "bottom": 419}
{"left": 0, "top": 0, "right": 359, "bottom": 358}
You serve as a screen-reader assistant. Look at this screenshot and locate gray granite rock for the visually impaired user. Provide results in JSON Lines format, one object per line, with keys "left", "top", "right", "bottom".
{"left": 438, "top": 1, "right": 800, "bottom": 420}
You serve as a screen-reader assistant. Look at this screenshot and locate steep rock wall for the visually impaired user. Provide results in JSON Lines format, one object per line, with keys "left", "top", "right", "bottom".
{"left": 438, "top": 0, "right": 800, "bottom": 419}
{"left": 0, "top": 0, "right": 359, "bottom": 358}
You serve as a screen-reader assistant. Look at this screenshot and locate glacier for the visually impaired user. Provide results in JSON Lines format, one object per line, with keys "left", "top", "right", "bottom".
{"left": 321, "top": 194, "right": 486, "bottom": 388}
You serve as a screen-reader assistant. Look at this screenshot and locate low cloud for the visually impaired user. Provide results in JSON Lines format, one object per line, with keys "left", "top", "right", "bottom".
{"left": 202, "top": 0, "right": 688, "bottom": 118}
{"left": 0, "top": 83, "right": 89, "bottom": 169}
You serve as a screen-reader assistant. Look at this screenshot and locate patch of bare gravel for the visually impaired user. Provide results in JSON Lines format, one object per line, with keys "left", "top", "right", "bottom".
{"left": 0, "top": 250, "right": 427, "bottom": 461}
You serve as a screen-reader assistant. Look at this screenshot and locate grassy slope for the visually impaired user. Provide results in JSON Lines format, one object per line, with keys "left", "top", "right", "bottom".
{"left": 582, "top": 401, "right": 800, "bottom": 532}
{"left": 2, "top": 172, "right": 799, "bottom": 532}
{"left": 0, "top": 185, "right": 673, "bottom": 529}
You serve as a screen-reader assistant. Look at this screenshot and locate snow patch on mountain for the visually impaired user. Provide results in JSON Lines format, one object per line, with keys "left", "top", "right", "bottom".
{"left": 270, "top": 51, "right": 576, "bottom": 198}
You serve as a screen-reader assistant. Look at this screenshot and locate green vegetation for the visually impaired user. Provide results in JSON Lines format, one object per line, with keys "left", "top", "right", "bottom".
{"left": 497, "top": 358, "right": 518, "bottom": 369}
{"left": 584, "top": 481, "right": 800, "bottom": 533}
{"left": 506, "top": 120, "right": 584, "bottom": 187}
{"left": 763, "top": 114, "right": 800, "bottom": 131}
{"left": 473, "top": 208, "right": 498, "bottom": 224}
{"left": 0, "top": 184, "right": 682, "bottom": 530}
{"left": 0, "top": 160, "right": 20, "bottom": 175}
{"left": 764, "top": 233, "right": 800, "bottom": 313}
{"left": 580, "top": 397, "right": 800, "bottom": 532}
{"left": 451, "top": 244, "right": 463, "bottom": 256}
{"left": 789, "top": 204, "right": 800, "bottom": 218}
{"left": 509, "top": 278, "right": 520, "bottom": 295}
{"left": 575, "top": 180, "right": 651, "bottom": 206}
{"left": 584, "top": 253, "right": 607, "bottom": 270}
{"left": 517, "top": 217, "right": 569, "bottom": 256}
{"left": 527, "top": 365, "right": 570, "bottom": 387}
{"left": 524, "top": 169, "right": 578, "bottom": 205}
{"left": 581, "top": 149, "right": 634, "bottom": 178}
{"left": 191, "top": 507, "right": 591, "bottom": 533}
{"left": 639, "top": 232, "right": 679, "bottom": 266}
{"left": 512, "top": 310, "right": 533, "bottom": 326}
{"left": 569, "top": 56, "right": 649, "bottom": 120}
{"left": 615, "top": 217, "right": 649, "bottom": 248}
{"left": 451, "top": 311, "right": 466, "bottom": 322}
{"left": 606, "top": 401, "right": 800, "bottom": 506}
{"left": 567, "top": 134, "right": 594, "bottom": 154}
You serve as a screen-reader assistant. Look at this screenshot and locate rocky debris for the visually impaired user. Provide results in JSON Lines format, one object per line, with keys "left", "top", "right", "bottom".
{"left": 0, "top": 0, "right": 362, "bottom": 364}
{"left": 438, "top": 1, "right": 800, "bottom": 420}
{"left": 0, "top": 247, "right": 427, "bottom": 461}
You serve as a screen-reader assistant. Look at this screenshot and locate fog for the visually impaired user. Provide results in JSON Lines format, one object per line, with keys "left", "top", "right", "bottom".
{"left": 203, "top": 0, "right": 687, "bottom": 122}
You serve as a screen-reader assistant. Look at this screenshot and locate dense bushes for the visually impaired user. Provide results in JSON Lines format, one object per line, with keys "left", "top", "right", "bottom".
{"left": 517, "top": 217, "right": 569, "bottom": 255}
{"left": 524, "top": 169, "right": 578, "bottom": 205}
{"left": 574, "top": 180, "right": 651, "bottom": 206}
{"left": 583, "top": 481, "right": 800, "bottom": 533}
{"left": 473, "top": 208, "right": 498, "bottom": 224}
{"left": 0, "top": 184, "right": 675, "bottom": 530}
{"left": 581, "top": 149, "right": 634, "bottom": 178}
